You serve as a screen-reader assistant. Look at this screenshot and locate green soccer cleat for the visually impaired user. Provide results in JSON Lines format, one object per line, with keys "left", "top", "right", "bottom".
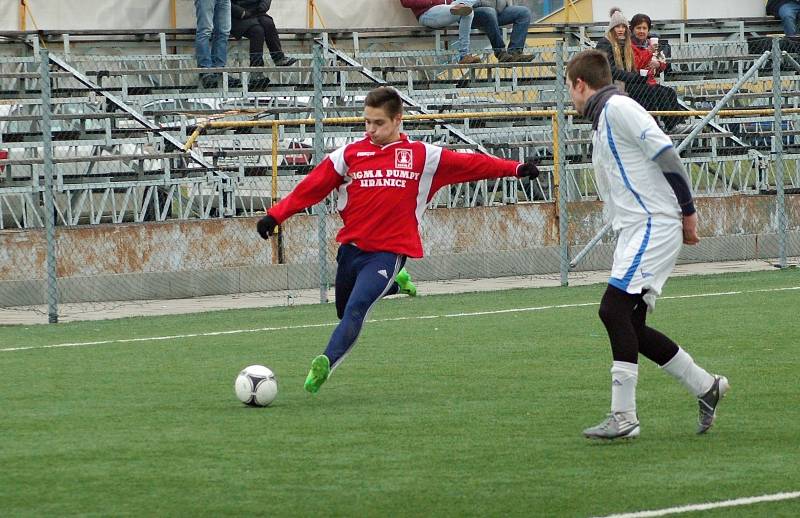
{"left": 304, "top": 354, "right": 330, "bottom": 394}
{"left": 395, "top": 267, "right": 417, "bottom": 297}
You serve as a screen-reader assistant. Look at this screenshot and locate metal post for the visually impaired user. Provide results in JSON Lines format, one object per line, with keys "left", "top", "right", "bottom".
{"left": 40, "top": 48, "right": 59, "bottom": 323}
{"left": 676, "top": 50, "right": 772, "bottom": 154}
{"left": 312, "top": 43, "right": 329, "bottom": 303}
{"left": 555, "top": 41, "right": 569, "bottom": 286}
{"left": 772, "top": 37, "right": 787, "bottom": 268}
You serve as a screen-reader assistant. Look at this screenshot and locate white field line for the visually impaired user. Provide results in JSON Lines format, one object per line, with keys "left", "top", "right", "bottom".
{"left": 592, "top": 490, "right": 800, "bottom": 518}
{"left": 2, "top": 286, "right": 798, "bottom": 354}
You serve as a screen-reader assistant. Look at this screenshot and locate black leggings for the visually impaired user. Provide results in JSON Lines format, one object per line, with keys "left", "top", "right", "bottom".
{"left": 243, "top": 15, "right": 283, "bottom": 66}
{"left": 626, "top": 82, "right": 684, "bottom": 131}
{"left": 598, "top": 285, "right": 679, "bottom": 365}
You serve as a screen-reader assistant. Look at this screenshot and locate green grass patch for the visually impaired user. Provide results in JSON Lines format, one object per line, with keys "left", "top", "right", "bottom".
{"left": 1, "top": 269, "right": 799, "bottom": 516}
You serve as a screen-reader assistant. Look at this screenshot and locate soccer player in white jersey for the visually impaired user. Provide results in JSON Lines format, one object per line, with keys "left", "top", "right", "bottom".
{"left": 566, "top": 49, "right": 730, "bottom": 439}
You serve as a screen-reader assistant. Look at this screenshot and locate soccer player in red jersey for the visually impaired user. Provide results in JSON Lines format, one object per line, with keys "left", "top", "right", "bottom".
{"left": 257, "top": 86, "right": 539, "bottom": 394}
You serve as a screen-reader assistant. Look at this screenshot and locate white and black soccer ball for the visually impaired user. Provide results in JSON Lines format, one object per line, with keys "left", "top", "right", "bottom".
{"left": 234, "top": 365, "right": 278, "bottom": 407}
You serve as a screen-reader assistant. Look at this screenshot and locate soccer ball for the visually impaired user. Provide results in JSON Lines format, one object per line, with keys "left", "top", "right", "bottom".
{"left": 234, "top": 365, "right": 278, "bottom": 407}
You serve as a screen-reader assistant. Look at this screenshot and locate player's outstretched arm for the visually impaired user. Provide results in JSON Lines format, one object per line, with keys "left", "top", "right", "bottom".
{"left": 516, "top": 160, "right": 540, "bottom": 179}
{"left": 256, "top": 214, "right": 278, "bottom": 239}
{"left": 429, "top": 147, "right": 539, "bottom": 194}
{"left": 256, "top": 156, "right": 344, "bottom": 240}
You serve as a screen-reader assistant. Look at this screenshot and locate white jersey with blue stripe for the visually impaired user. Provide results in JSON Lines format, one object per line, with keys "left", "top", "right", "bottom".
{"left": 592, "top": 94, "right": 682, "bottom": 231}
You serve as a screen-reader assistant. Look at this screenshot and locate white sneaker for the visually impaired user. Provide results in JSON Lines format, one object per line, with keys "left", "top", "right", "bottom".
{"left": 583, "top": 412, "right": 640, "bottom": 440}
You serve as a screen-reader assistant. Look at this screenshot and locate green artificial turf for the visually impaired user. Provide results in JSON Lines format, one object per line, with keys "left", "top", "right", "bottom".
{"left": 1, "top": 269, "right": 798, "bottom": 516}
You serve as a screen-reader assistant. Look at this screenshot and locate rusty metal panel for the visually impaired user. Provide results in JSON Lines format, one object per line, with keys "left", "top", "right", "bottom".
{"left": 0, "top": 230, "right": 47, "bottom": 282}
{"left": 0, "top": 218, "right": 272, "bottom": 281}
{"left": 2, "top": 196, "right": 798, "bottom": 284}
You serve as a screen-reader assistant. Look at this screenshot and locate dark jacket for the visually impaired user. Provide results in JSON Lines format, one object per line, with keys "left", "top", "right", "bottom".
{"left": 595, "top": 37, "right": 643, "bottom": 85}
{"left": 767, "top": 0, "right": 797, "bottom": 17}
{"left": 231, "top": 0, "right": 271, "bottom": 37}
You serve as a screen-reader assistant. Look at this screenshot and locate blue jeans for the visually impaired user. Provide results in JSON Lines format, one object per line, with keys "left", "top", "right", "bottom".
{"left": 472, "top": 5, "right": 531, "bottom": 53}
{"left": 419, "top": 1, "right": 477, "bottom": 59}
{"left": 778, "top": 1, "right": 800, "bottom": 36}
{"left": 195, "top": 0, "right": 231, "bottom": 69}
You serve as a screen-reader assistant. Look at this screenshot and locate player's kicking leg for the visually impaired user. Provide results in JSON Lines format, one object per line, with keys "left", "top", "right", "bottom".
{"left": 304, "top": 354, "right": 331, "bottom": 394}
{"left": 304, "top": 246, "right": 402, "bottom": 394}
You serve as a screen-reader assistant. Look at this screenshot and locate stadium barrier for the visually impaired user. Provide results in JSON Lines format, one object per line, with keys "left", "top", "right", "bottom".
{"left": 1, "top": 39, "right": 798, "bottom": 323}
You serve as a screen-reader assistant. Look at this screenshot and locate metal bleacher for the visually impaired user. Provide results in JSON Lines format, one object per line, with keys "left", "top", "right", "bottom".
{"left": 0, "top": 16, "right": 798, "bottom": 229}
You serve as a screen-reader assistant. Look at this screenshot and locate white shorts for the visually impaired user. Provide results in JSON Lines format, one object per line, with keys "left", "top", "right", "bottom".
{"left": 609, "top": 217, "right": 682, "bottom": 311}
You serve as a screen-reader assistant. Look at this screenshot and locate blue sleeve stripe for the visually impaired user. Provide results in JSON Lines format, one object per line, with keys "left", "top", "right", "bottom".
{"left": 652, "top": 144, "right": 673, "bottom": 161}
{"left": 605, "top": 112, "right": 651, "bottom": 216}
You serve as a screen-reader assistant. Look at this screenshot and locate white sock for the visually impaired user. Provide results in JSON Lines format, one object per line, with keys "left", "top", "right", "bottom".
{"left": 661, "top": 347, "right": 715, "bottom": 397}
{"left": 610, "top": 361, "right": 638, "bottom": 416}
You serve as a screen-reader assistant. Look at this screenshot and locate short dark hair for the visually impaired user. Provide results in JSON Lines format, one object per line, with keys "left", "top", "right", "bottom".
{"left": 630, "top": 13, "right": 652, "bottom": 31}
{"left": 566, "top": 49, "right": 612, "bottom": 90}
{"left": 365, "top": 86, "right": 403, "bottom": 118}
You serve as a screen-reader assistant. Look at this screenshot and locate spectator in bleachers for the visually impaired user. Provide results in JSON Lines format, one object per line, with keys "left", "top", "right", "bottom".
{"left": 195, "top": 0, "right": 235, "bottom": 88}
{"left": 400, "top": 0, "right": 482, "bottom": 64}
{"left": 767, "top": 0, "right": 800, "bottom": 37}
{"left": 595, "top": 8, "right": 685, "bottom": 132}
{"left": 231, "top": 0, "right": 297, "bottom": 89}
{"left": 630, "top": 13, "right": 671, "bottom": 79}
{"left": 471, "top": 1, "right": 534, "bottom": 62}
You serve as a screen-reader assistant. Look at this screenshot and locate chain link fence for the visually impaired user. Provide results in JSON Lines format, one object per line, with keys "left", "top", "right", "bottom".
{"left": 1, "top": 35, "right": 798, "bottom": 323}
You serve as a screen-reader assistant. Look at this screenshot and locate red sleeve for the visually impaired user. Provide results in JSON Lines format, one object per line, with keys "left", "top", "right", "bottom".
{"left": 429, "top": 148, "right": 519, "bottom": 197}
{"left": 400, "top": 0, "right": 445, "bottom": 8}
{"left": 267, "top": 157, "right": 343, "bottom": 224}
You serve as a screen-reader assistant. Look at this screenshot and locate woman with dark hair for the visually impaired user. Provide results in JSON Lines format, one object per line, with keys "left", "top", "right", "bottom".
{"left": 630, "top": 13, "right": 671, "bottom": 82}
{"left": 595, "top": 8, "right": 685, "bottom": 132}
{"left": 626, "top": 12, "right": 684, "bottom": 131}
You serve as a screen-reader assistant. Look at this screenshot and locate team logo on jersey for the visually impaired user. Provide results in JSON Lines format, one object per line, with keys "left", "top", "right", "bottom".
{"left": 395, "top": 149, "right": 413, "bottom": 169}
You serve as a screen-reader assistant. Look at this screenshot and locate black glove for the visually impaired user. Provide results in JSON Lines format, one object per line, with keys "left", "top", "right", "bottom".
{"left": 256, "top": 214, "right": 278, "bottom": 239}
{"left": 516, "top": 160, "right": 540, "bottom": 179}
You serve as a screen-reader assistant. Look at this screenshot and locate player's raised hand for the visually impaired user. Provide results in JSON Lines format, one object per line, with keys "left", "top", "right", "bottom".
{"left": 682, "top": 212, "right": 700, "bottom": 245}
{"left": 516, "top": 159, "right": 540, "bottom": 179}
{"left": 257, "top": 214, "right": 278, "bottom": 240}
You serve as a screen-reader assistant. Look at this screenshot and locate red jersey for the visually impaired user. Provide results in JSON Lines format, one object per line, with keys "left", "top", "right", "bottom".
{"left": 632, "top": 45, "right": 666, "bottom": 86}
{"left": 268, "top": 134, "right": 521, "bottom": 258}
